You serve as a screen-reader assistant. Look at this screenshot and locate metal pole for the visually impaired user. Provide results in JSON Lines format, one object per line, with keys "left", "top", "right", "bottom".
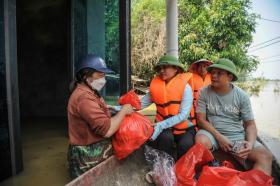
{"left": 166, "top": 0, "right": 178, "bottom": 58}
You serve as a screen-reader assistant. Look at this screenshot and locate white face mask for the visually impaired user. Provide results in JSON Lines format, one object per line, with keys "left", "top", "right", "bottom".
{"left": 90, "top": 77, "right": 106, "bottom": 91}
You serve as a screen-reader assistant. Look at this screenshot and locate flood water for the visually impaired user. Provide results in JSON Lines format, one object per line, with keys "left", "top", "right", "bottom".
{"left": 250, "top": 81, "right": 280, "bottom": 140}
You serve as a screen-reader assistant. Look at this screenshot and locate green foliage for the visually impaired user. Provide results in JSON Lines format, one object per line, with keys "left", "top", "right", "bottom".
{"left": 105, "top": 0, "right": 119, "bottom": 73}
{"left": 131, "top": 0, "right": 259, "bottom": 80}
{"left": 131, "top": 0, "right": 166, "bottom": 80}
{"left": 132, "top": 0, "right": 166, "bottom": 27}
{"left": 178, "top": 0, "right": 259, "bottom": 74}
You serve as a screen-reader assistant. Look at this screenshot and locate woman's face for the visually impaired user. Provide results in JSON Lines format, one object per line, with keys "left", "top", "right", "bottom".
{"left": 87, "top": 71, "right": 105, "bottom": 83}
{"left": 196, "top": 62, "right": 208, "bottom": 77}
{"left": 156, "top": 65, "right": 178, "bottom": 82}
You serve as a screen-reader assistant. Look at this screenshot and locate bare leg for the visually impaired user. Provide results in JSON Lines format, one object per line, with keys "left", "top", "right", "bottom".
{"left": 247, "top": 146, "right": 273, "bottom": 175}
{"left": 195, "top": 134, "right": 213, "bottom": 150}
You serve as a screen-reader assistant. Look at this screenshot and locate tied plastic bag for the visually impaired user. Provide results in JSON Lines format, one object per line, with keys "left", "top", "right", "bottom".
{"left": 112, "top": 112, "right": 153, "bottom": 160}
{"left": 118, "top": 90, "right": 141, "bottom": 110}
{"left": 144, "top": 145, "right": 177, "bottom": 186}
{"left": 197, "top": 166, "right": 273, "bottom": 186}
{"left": 175, "top": 143, "right": 214, "bottom": 186}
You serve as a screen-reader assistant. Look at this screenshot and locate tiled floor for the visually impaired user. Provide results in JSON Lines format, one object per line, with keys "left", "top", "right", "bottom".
{"left": 0, "top": 117, "right": 71, "bottom": 186}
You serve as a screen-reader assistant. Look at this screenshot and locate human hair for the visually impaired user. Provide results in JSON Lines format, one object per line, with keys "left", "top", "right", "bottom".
{"left": 69, "top": 68, "right": 101, "bottom": 97}
{"left": 176, "top": 66, "right": 184, "bottom": 74}
{"left": 227, "top": 72, "right": 234, "bottom": 82}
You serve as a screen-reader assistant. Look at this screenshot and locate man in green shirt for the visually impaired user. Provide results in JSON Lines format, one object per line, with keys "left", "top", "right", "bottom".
{"left": 195, "top": 58, "right": 272, "bottom": 175}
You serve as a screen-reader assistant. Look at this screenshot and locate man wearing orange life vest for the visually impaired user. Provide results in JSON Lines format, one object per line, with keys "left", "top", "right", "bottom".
{"left": 188, "top": 59, "right": 213, "bottom": 124}
{"left": 141, "top": 55, "right": 196, "bottom": 159}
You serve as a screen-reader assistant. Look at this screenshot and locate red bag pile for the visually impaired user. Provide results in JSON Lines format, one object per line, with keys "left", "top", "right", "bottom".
{"left": 197, "top": 167, "right": 273, "bottom": 186}
{"left": 175, "top": 143, "right": 214, "bottom": 186}
{"left": 118, "top": 90, "right": 141, "bottom": 110}
{"left": 112, "top": 112, "right": 154, "bottom": 160}
{"left": 174, "top": 143, "right": 273, "bottom": 186}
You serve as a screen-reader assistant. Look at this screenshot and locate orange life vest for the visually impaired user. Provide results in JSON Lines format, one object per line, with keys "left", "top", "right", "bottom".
{"left": 150, "top": 73, "right": 194, "bottom": 135}
{"left": 188, "top": 73, "right": 211, "bottom": 124}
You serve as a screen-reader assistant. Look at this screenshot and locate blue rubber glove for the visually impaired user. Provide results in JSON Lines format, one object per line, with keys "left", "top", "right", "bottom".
{"left": 150, "top": 121, "right": 194, "bottom": 141}
{"left": 150, "top": 123, "right": 164, "bottom": 141}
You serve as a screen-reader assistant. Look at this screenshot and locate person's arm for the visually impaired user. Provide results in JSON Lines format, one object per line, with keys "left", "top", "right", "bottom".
{"left": 140, "top": 92, "right": 153, "bottom": 109}
{"left": 150, "top": 84, "right": 193, "bottom": 140}
{"left": 197, "top": 113, "right": 232, "bottom": 152}
{"left": 104, "top": 104, "right": 134, "bottom": 137}
{"left": 107, "top": 92, "right": 152, "bottom": 111}
{"left": 234, "top": 92, "right": 256, "bottom": 158}
{"left": 235, "top": 120, "right": 257, "bottom": 159}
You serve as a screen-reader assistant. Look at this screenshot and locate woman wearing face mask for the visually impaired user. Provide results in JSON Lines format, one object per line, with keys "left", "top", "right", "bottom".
{"left": 67, "top": 54, "right": 134, "bottom": 179}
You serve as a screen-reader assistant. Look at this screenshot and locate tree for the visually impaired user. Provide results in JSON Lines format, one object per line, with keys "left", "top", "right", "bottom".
{"left": 131, "top": 0, "right": 166, "bottom": 80}
{"left": 105, "top": 0, "right": 119, "bottom": 73}
{"left": 131, "top": 0, "right": 259, "bottom": 80}
{"left": 178, "top": 0, "right": 259, "bottom": 75}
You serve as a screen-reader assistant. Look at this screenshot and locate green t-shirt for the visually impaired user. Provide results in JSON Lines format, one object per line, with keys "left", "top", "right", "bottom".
{"left": 196, "top": 84, "right": 254, "bottom": 141}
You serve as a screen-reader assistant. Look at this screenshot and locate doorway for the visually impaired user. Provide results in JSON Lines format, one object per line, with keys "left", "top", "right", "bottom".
{"left": 0, "top": 0, "right": 131, "bottom": 185}
{"left": 1, "top": 0, "right": 72, "bottom": 185}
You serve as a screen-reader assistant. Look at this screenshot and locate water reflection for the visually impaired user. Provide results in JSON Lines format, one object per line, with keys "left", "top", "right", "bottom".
{"left": 247, "top": 81, "right": 280, "bottom": 140}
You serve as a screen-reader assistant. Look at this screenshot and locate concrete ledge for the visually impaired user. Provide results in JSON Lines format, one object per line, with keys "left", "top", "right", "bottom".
{"left": 258, "top": 133, "right": 280, "bottom": 184}
{"left": 65, "top": 147, "right": 150, "bottom": 186}
{"left": 65, "top": 156, "right": 119, "bottom": 186}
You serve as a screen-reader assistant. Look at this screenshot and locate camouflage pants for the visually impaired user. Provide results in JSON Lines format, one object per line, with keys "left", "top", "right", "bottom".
{"left": 68, "top": 139, "right": 113, "bottom": 179}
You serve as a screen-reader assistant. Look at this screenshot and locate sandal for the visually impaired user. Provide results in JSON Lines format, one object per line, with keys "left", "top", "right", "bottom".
{"left": 145, "top": 171, "right": 154, "bottom": 184}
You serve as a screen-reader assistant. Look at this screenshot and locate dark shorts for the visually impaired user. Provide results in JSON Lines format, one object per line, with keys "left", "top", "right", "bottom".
{"left": 68, "top": 139, "right": 113, "bottom": 179}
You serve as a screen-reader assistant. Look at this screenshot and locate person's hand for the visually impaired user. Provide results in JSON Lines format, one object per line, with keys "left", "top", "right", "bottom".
{"left": 149, "top": 122, "right": 157, "bottom": 127}
{"left": 107, "top": 104, "right": 114, "bottom": 109}
{"left": 216, "top": 134, "right": 232, "bottom": 152}
{"left": 234, "top": 141, "right": 253, "bottom": 159}
{"left": 121, "top": 104, "right": 134, "bottom": 115}
{"left": 150, "top": 123, "right": 163, "bottom": 141}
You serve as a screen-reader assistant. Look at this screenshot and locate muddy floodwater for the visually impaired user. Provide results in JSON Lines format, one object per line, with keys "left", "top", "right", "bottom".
{"left": 250, "top": 81, "right": 280, "bottom": 140}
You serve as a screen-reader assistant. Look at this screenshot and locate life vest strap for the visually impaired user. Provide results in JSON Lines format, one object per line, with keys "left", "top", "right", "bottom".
{"left": 155, "top": 100, "right": 181, "bottom": 108}
{"left": 172, "top": 127, "right": 188, "bottom": 131}
{"left": 156, "top": 111, "right": 174, "bottom": 120}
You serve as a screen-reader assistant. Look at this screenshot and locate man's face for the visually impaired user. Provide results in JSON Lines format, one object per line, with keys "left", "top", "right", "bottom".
{"left": 197, "top": 62, "right": 208, "bottom": 77}
{"left": 210, "top": 68, "right": 233, "bottom": 88}
{"left": 156, "top": 65, "right": 178, "bottom": 82}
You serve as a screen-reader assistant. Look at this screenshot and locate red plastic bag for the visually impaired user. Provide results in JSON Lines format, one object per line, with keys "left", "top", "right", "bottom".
{"left": 222, "top": 160, "right": 235, "bottom": 169}
{"left": 227, "top": 169, "right": 273, "bottom": 186}
{"left": 112, "top": 112, "right": 154, "bottom": 160}
{"left": 175, "top": 143, "right": 214, "bottom": 186}
{"left": 118, "top": 90, "right": 141, "bottom": 110}
{"left": 197, "top": 166, "right": 239, "bottom": 186}
{"left": 197, "top": 166, "right": 273, "bottom": 186}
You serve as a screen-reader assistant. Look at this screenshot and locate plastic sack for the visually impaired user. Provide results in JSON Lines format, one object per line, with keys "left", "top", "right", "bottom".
{"left": 197, "top": 166, "right": 273, "bottom": 186}
{"left": 118, "top": 90, "right": 141, "bottom": 110}
{"left": 222, "top": 160, "right": 235, "bottom": 169}
{"left": 175, "top": 143, "right": 214, "bottom": 186}
{"left": 227, "top": 169, "right": 273, "bottom": 186}
{"left": 197, "top": 166, "right": 239, "bottom": 186}
{"left": 112, "top": 112, "right": 153, "bottom": 160}
{"left": 144, "top": 145, "right": 177, "bottom": 186}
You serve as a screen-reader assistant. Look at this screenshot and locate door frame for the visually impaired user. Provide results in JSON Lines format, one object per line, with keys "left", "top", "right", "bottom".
{"left": 70, "top": 0, "right": 131, "bottom": 95}
{"left": 3, "top": 0, "right": 23, "bottom": 176}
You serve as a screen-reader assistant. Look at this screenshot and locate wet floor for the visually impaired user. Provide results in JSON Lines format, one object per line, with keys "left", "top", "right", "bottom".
{"left": 0, "top": 117, "right": 71, "bottom": 186}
